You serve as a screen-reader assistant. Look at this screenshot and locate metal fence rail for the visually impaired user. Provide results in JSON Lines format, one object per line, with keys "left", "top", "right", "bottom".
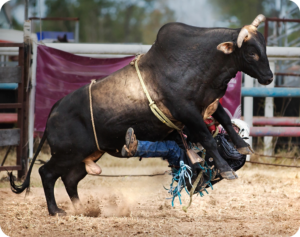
{"left": 242, "top": 88, "right": 300, "bottom": 97}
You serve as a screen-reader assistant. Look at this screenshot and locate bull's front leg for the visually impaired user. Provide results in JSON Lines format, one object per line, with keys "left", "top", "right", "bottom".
{"left": 176, "top": 108, "right": 238, "bottom": 180}
{"left": 212, "top": 103, "right": 252, "bottom": 154}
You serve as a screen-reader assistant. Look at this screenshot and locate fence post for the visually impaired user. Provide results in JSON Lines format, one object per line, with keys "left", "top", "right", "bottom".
{"left": 75, "top": 21, "right": 80, "bottom": 43}
{"left": 264, "top": 61, "right": 275, "bottom": 155}
{"left": 243, "top": 73, "right": 253, "bottom": 161}
{"left": 28, "top": 40, "right": 37, "bottom": 160}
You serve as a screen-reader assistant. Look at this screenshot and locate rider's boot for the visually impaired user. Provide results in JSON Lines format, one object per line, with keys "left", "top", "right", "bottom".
{"left": 121, "top": 128, "right": 138, "bottom": 157}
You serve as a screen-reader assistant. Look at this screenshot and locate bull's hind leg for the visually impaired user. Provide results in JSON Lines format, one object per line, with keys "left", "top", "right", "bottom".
{"left": 39, "top": 151, "right": 104, "bottom": 216}
{"left": 61, "top": 152, "right": 104, "bottom": 209}
{"left": 61, "top": 162, "right": 87, "bottom": 211}
{"left": 39, "top": 159, "right": 67, "bottom": 216}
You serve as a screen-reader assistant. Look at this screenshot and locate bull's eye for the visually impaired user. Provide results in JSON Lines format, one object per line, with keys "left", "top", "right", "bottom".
{"left": 249, "top": 52, "right": 259, "bottom": 61}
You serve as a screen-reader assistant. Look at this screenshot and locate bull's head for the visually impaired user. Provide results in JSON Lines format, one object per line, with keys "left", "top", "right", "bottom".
{"left": 217, "top": 14, "right": 273, "bottom": 85}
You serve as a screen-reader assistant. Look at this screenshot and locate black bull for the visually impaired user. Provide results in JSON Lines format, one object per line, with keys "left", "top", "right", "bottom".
{"left": 10, "top": 17, "right": 273, "bottom": 215}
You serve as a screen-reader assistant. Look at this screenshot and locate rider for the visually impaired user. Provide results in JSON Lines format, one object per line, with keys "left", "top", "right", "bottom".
{"left": 121, "top": 118, "right": 250, "bottom": 187}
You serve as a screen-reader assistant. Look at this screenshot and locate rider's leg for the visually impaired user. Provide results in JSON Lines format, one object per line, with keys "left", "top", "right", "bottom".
{"left": 134, "top": 140, "right": 184, "bottom": 166}
{"left": 121, "top": 128, "right": 184, "bottom": 166}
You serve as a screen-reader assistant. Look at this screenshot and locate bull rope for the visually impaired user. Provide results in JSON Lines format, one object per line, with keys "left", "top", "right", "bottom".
{"left": 131, "top": 54, "right": 181, "bottom": 131}
{"left": 89, "top": 79, "right": 101, "bottom": 151}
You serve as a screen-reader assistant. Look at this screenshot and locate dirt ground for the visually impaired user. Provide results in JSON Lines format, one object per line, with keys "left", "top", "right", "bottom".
{"left": 1, "top": 152, "right": 300, "bottom": 237}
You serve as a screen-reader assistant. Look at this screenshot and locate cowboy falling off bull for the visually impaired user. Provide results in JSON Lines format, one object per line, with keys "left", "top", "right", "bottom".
{"left": 121, "top": 117, "right": 249, "bottom": 206}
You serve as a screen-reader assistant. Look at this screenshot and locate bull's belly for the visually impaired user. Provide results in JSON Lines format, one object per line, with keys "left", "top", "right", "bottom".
{"left": 97, "top": 118, "right": 174, "bottom": 151}
{"left": 46, "top": 106, "right": 174, "bottom": 158}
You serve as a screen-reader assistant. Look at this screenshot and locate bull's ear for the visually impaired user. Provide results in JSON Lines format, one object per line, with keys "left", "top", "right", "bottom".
{"left": 217, "top": 42, "right": 235, "bottom": 54}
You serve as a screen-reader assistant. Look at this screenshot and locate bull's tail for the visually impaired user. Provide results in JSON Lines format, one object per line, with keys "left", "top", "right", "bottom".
{"left": 9, "top": 131, "right": 47, "bottom": 194}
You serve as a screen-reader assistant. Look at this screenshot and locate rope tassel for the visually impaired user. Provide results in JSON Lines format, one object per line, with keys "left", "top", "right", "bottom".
{"left": 166, "top": 157, "right": 215, "bottom": 210}
{"left": 167, "top": 161, "right": 193, "bottom": 207}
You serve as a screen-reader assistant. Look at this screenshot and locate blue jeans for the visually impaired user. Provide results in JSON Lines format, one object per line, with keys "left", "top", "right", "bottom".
{"left": 133, "top": 140, "right": 184, "bottom": 166}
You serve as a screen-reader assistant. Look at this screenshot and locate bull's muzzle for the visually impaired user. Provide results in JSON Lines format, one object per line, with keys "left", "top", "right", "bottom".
{"left": 266, "top": 78, "right": 273, "bottom": 84}
{"left": 259, "top": 77, "right": 273, "bottom": 85}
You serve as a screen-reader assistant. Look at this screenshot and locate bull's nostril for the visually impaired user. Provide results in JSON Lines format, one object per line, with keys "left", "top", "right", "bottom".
{"left": 262, "top": 78, "right": 273, "bottom": 85}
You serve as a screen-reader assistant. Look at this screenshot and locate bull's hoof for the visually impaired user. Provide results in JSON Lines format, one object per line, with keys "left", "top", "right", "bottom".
{"left": 49, "top": 208, "right": 67, "bottom": 216}
{"left": 220, "top": 170, "right": 238, "bottom": 180}
{"left": 237, "top": 145, "right": 254, "bottom": 155}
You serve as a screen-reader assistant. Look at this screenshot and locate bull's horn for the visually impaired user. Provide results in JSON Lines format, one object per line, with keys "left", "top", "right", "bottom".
{"left": 251, "top": 14, "right": 266, "bottom": 28}
{"left": 237, "top": 28, "right": 249, "bottom": 48}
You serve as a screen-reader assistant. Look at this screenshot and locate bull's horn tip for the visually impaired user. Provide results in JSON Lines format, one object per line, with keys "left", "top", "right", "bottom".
{"left": 257, "top": 14, "right": 266, "bottom": 21}
{"left": 251, "top": 14, "right": 266, "bottom": 27}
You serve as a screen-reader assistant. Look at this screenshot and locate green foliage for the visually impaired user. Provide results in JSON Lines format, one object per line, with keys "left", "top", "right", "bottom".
{"left": 41, "top": 0, "right": 175, "bottom": 43}
{"left": 209, "top": 0, "right": 278, "bottom": 27}
{"left": 10, "top": 17, "right": 23, "bottom": 30}
{"left": 142, "top": 1, "right": 175, "bottom": 44}
{"left": 210, "top": 0, "right": 298, "bottom": 26}
{"left": 209, "top": 0, "right": 300, "bottom": 45}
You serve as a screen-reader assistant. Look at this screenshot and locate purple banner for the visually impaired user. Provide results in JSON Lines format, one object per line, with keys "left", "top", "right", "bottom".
{"left": 220, "top": 72, "right": 242, "bottom": 119}
{"left": 35, "top": 45, "right": 242, "bottom": 133}
{"left": 35, "top": 45, "right": 134, "bottom": 132}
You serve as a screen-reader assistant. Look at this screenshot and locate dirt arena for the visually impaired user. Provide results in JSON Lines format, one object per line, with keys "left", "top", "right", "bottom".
{"left": 1, "top": 151, "right": 300, "bottom": 237}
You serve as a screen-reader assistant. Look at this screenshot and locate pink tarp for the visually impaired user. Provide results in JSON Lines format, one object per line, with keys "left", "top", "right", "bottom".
{"left": 35, "top": 45, "right": 134, "bottom": 132}
{"left": 220, "top": 71, "right": 242, "bottom": 119}
{"left": 35, "top": 45, "right": 241, "bottom": 133}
